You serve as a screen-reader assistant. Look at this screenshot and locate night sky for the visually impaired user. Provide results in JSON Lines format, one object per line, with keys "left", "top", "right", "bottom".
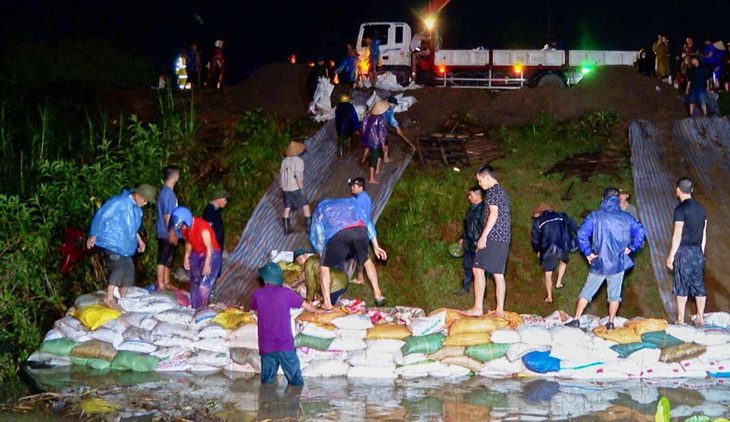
{"left": 2, "top": 0, "right": 729, "bottom": 83}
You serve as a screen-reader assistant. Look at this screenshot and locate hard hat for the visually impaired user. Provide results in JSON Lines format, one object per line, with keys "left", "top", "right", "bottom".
{"left": 169, "top": 206, "right": 193, "bottom": 238}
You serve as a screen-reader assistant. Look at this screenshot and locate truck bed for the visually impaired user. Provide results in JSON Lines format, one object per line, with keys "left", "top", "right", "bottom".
{"left": 435, "top": 49, "right": 637, "bottom": 68}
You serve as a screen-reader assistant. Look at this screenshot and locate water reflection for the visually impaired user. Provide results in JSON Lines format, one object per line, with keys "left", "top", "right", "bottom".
{"left": 18, "top": 366, "right": 730, "bottom": 421}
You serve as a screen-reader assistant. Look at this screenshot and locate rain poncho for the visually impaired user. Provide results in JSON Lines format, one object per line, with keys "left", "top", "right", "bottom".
{"left": 336, "top": 55, "right": 357, "bottom": 85}
{"left": 361, "top": 114, "right": 387, "bottom": 149}
{"left": 577, "top": 196, "right": 646, "bottom": 275}
{"left": 309, "top": 197, "right": 376, "bottom": 255}
{"left": 89, "top": 190, "right": 143, "bottom": 257}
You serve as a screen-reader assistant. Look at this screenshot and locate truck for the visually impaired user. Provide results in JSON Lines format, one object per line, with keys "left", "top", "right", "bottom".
{"left": 356, "top": 21, "right": 637, "bottom": 89}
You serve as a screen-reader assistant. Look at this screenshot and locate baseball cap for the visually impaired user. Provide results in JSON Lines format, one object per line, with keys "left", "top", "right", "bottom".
{"left": 134, "top": 184, "right": 158, "bottom": 204}
{"left": 211, "top": 187, "right": 230, "bottom": 201}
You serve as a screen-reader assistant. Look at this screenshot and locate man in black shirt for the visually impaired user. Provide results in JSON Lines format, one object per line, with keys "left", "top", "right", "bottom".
{"left": 203, "top": 187, "right": 230, "bottom": 277}
{"left": 455, "top": 186, "right": 485, "bottom": 296}
{"left": 666, "top": 177, "right": 708, "bottom": 326}
{"left": 686, "top": 56, "right": 710, "bottom": 117}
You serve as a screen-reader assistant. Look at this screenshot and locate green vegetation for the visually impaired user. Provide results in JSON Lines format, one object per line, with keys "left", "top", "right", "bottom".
{"left": 718, "top": 91, "right": 730, "bottom": 116}
{"left": 349, "top": 112, "right": 665, "bottom": 319}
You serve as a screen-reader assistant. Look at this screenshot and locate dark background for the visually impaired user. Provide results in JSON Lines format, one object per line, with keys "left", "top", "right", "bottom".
{"left": 2, "top": 0, "right": 729, "bottom": 84}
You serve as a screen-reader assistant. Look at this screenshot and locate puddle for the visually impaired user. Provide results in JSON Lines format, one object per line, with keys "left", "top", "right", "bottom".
{"left": 2, "top": 367, "right": 729, "bottom": 421}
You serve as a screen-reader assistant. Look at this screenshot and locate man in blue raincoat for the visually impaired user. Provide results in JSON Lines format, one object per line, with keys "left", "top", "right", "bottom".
{"left": 565, "top": 187, "right": 646, "bottom": 330}
{"left": 309, "top": 197, "right": 387, "bottom": 310}
{"left": 87, "top": 184, "right": 157, "bottom": 310}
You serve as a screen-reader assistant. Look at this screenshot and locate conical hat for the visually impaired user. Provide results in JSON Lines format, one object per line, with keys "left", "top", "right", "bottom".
{"left": 714, "top": 41, "right": 726, "bottom": 51}
{"left": 284, "top": 141, "right": 306, "bottom": 157}
{"left": 371, "top": 101, "right": 390, "bottom": 116}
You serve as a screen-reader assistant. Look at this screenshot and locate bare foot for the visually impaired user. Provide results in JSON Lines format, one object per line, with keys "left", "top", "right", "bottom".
{"left": 460, "top": 308, "right": 484, "bottom": 317}
{"left": 555, "top": 283, "right": 564, "bottom": 289}
{"left": 368, "top": 179, "right": 381, "bottom": 184}
{"left": 351, "top": 278, "right": 365, "bottom": 285}
{"left": 384, "top": 157, "right": 392, "bottom": 163}
{"left": 103, "top": 296, "right": 122, "bottom": 311}
{"left": 493, "top": 309, "right": 505, "bottom": 318}
{"left": 544, "top": 297, "right": 553, "bottom": 303}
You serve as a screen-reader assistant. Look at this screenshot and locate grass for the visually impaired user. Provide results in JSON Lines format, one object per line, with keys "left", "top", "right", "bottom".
{"left": 347, "top": 112, "right": 665, "bottom": 319}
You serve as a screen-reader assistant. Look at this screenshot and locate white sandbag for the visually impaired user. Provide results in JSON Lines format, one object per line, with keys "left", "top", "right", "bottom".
{"left": 587, "top": 335, "right": 619, "bottom": 350}
{"left": 559, "top": 357, "right": 605, "bottom": 370}
{"left": 387, "top": 93, "right": 417, "bottom": 112}
{"left": 122, "top": 327, "right": 153, "bottom": 343}
{"left": 152, "top": 335, "right": 194, "bottom": 349}
{"left": 677, "top": 358, "right": 713, "bottom": 373}
{"left": 43, "top": 328, "right": 64, "bottom": 342}
{"left": 395, "top": 361, "right": 444, "bottom": 377}
{"left": 516, "top": 324, "right": 552, "bottom": 346}
{"left": 224, "top": 362, "right": 257, "bottom": 373}
{"left": 429, "top": 364, "right": 472, "bottom": 378}
{"left": 587, "top": 346, "right": 621, "bottom": 362}
{"left": 559, "top": 366, "right": 629, "bottom": 380}
{"left": 543, "top": 310, "right": 571, "bottom": 328}
{"left": 331, "top": 314, "right": 374, "bottom": 330}
{"left": 118, "top": 294, "right": 178, "bottom": 313}
{"left": 489, "top": 329, "right": 520, "bottom": 344}
{"left": 118, "top": 312, "right": 157, "bottom": 331}
{"left": 581, "top": 314, "right": 602, "bottom": 330}
{"left": 366, "top": 91, "right": 382, "bottom": 109}
{"left": 300, "top": 323, "right": 338, "bottom": 339}
{"left": 598, "top": 316, "right": 628, "bottom": 328}
{"left": 365, "top": 339, "right": 406, "bottom": 354}
{"left": 155, "top": 309, "right": 194, "bottom": 325}
{"left": 479, "top": 356, "right": 524, "bottom": 375}
{"left": 550, "top": 344, "right": 593, "bottom": 361}
{"left": 194, "top": 337, "right": 229, "bottom": 354}
{"left": 189, "top": 352, "right": 231, "bottom": 368}
{"left": 27, "top": 351, "right": 72, "bottom": 366}
{"left": 328, "top": 337, "right": 367, "bottom": 351}
{"left": 302, "top": 359, "right": 349, "bottom": 377}
{"left": 88, "top": 328, "right": 123, "bottom": 348}
{"left": 198, "top": 325, "right": 230, "bottom": 339}
{"left": 155, "top": 358, "right": 193, "bottom": 372}
{"left": 505, "top": 342, "right": 550, "bottom": 362}
{"left": 665, "top": 324, "right": 701, "bottom": 343}
{"left": 391, "top": 349, "right": 405, "bottom": 366}
{"left": 74, "top": 291, "right": 105, "bottom": 310}
{"left": 408, "top": 311, "right": 445, "bottom": 336}
{"left": 116, "top": 339, "right": 158, "bottom": 354}
{"left": 549, "top": 325, "right": 587, "bottom": 346}
{"left": 152, "top": 322, "right": 197, "bottom": 340}
{"left": 347, "top": 365, "right": 396, "bottom": 379}
{"left": 400, "top": 353, "right": 428, "bottom": 366}
{"left": 55, "top": 316, "right": 85, "bottom": 331}
{"left": 348, "top": 349, "right": 395, "bottom": 367}
{"left": 193, "top": 308, "right": 219, "bottom": 326}
{"left": 149, "top": 347, "right": 191, "bottom": 361}
{"left": 189, "top": 364, "right": 223, "bottom": 373}
{"left": 297, "top": 347, "right": 347, "bottom": 363}
{"left": 55, "top": 317, "right": 91, "bottom": 343}
{"left": 335, "top": 328, "right": 367, "bottom": 339}
{"left": 699, "top": 344, "right": 730, "bottom": 361}
{"left": 641, "top": 362, "right": 706, "bottom": 379}
{"left": 226, "top": 324, "right": 258, "bottom": 349}
{"left": 703, "top": 312, "right": 730, "bottom": 328}
{"left": 626, "top": 348, "right": 661, "bottom": 366}
{"left": 695, "top": 328, "right": 730, "bottom": 346}
{"left": 308, "top": 77, "right": 335, "bottom": 122}
{"left": 114, "top": 286, "right": 149, "bottom": 298}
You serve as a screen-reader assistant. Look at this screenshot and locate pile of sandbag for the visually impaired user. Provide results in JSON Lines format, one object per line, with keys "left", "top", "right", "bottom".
{"left": 28, "top": 289, "right": 730, "bottom": 380}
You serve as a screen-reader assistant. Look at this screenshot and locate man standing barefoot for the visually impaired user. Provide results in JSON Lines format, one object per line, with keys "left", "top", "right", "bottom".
{"left": 462, "top": 164, "right": 511, "bottom": 317}
{"left": 666, "top": 178, "right": 708, "bottom": 326}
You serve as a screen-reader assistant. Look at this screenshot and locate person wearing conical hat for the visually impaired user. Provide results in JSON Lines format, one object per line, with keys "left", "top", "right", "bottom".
{"left": 280, "top": 140, "right": 312, "bottom": 234}
{"left": 531, "top": 202, "right": 580, "bottom": 303}
{"left": 334, "top": 94, "right": 360, "bottom": 158}
{"left": 361, "top": 101, "right": 389, "bottom": 184}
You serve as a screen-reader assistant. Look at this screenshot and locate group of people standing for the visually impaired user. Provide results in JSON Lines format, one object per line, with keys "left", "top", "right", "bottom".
{"left": 455, "top": 165, "right": 708, "bottom": 329}
{"left": 179, "top": 40, "right": 226, "bottom": 89}
{"left": 87, "top": 165, "right": 230, "bottom": 311}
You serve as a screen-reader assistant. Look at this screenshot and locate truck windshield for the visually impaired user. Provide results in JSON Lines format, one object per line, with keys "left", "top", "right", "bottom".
{"left": 361, "top": 24, "right": 390, "bottom": 47}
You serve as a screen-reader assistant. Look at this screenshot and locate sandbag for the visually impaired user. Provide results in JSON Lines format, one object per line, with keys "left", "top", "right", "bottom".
{"left": 401, "top": 333, "right": 446, "bottom": 355}
{"left": 522, "top": 350, "right": 560, "bottom": 374}
{"left": 193, "top": 308, "right": 219, "bottom": 326}
{"left": 516, "top": 324, "right": 552, "bottom": 346}
{"left": 70, "top": 340, "right": 118, "bottom": 361}
{"left": 408, "top": 311, "right": 446, "bottom": 336}
{"left": 664, "top": 324, "right": 700, "bottom": 343}
{"left": 659, "top": 342, "right": 707, "bottom": 363}
{"left": 395, "top": 360, "right": 444, "bottom": 377}
{"left": 480, "top": 356, "right": 524, "bottom": 375}
{"left": 211, "top": 308, "right": 257, "bottom": 330}
{"left": 548, "top": 325, "right": 587, "bottom": 347}
{"left": 365, "top": 339, "right": 406, "bottom": 354}
{"left": 27, "top": 351, "right": 72, "bottom": 366}
{"left": 704, "top": 312, "right": 730, "bottom": 328}
{"left": 489, "top": 329, "right": 520, "bottom": 344}
{"left": 442, "top": 332, "right": 491, "bottom": 347}
{"left": 118, "top": 312, "right": 157, "bottom": 331}
{"left": 465, "top": 343, "right": 510, "bottom": 362}
{"left": 592, "top": 325, "right": 642, "bottom": 344}
{"left": 198, "top": 325, "right": 230, "bottom": 339}
{"left": 440, "top": 355, "right": 483, "bottom": 373}
{"left": 152, "top": 322, "right": 197, "bottom": 340}
{"left": 429, "top": 364, "right": 472, "bottom": 378}
{"left": 110, "top": 351, "right": 161, "bottom": 372}
{"left": 335, "top": 328, "right": 367, "bottom": 339}
{"left": 625, "top": 348, "right": 661, "bottom": 366}
{"left": 74, "top": 292, "right": 105, "bottom": 310}
{"left": 366, "top": 323, "right": 411, "bottom": 340}
{"left": 70, "top": 356, "right": 111, "bottom": 370}
{"left": 543, "top": 310, "right": 571, "bottom": 328}
{"left": 152, "top": 335, "right": 193, "bottom": 348}
{"left": 331, "top": 314, "right": 374, "bottom": 330}
{"left": 118, "top": 294, "right": 177, "bottom": 313}
{"left": 300, "top": 323, "right": 338, "bottom": 339}
{"left": 505, "top": 342, "right": 550, "bottom": 363}
{"left": 149, "top": 347, "right": 191, "bottom": 361}
{"left": 301, "top": 359, "right": 349, "bottom": 377}
{"left": 40, "top": 338, "right": 79, "bottom": 356}
{"left": 295, "top": 308, "right": 347, "bottom": 324}
{"left": 294, "top": 334, "right": 334, "bottom": 351}
{"left": 348, "top": 349, "right": 396, "bottom": 367}
{"left": 624, "top": 318, "right": 669, "bottom": 336}
{"left": 230, "top": 348, "right": 262, "bottom": 372}
{"left": 495, "top": 311, "right": 525, "bottom": 329}
{"left": 101, "top": 318, "right": 126, "bottom": 333}
{"left": 328, "top": 337, "right": 367, "bottom": 351}
{"left": 641, "top": 331, "right": 684, "bottom": 349}
{"left": 188, "top": 352, "right": 231, "bottom": 368}
{"left": 610, "top": 342, "right": 657, "bottom": 358}
{"left": 43, "top": 328, "right": 64, "bottom": 342}
{"left": 347, "top": 365, "right": 396, "bottom": 379}
{"left": 87, "top": 328, "right": 123, "bottom": 348}
{"left": 297, "top": 347, "right": 348, "bottom": 363}
{"left": 448, "top": 316, "right": 508, "bottom": 336}
{"left": 226, "top": 324, "right": 259, "bottom": 349}
{"left": 116, "top": 340, "right": 158, "bottom": 354}
{"left": 427, "top": 346, "right": 465, "bottom": 361}
{"left": 155, "top": 309, "right": 194, "bottom": 325}
{"left": 122, "top": 327, "right": 153, "bottom": 343}
{"left": 155, "top": 358, "right": 193, "bottom": 372}
{"left": 428, "top": 308, "right": 465, "bottom": 329}
{"left": 193, "top": 337, "right": 228, "bottom": 354}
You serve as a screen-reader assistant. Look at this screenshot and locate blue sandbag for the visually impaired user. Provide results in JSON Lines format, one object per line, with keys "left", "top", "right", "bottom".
{"left": 522, "top": 350, "right": 560, "bottom": 374}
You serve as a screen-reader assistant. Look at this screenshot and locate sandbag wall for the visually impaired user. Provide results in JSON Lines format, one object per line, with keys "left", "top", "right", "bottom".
{"left": 29, "top": 287, "right": 730, "bottom": 380}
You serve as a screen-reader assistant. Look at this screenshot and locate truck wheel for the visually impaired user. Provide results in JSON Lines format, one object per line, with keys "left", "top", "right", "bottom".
{"left": 537, "top": 74, "right": 565, "bottom": 88}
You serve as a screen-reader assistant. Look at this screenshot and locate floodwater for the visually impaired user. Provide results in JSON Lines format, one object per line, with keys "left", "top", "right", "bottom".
{"left": 3, "top": 366, "right": 730, "bottom": 421}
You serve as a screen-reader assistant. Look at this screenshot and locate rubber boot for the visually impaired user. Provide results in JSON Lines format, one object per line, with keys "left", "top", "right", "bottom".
{"left": 283, "top": 217, "right": 291, "bottom": 235}
{"left": 304, "top": 216, "right": 311, "bottom": 234}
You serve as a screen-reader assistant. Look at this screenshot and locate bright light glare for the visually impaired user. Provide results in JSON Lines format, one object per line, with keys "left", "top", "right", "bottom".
{"left": 425, "top": 17, "right": 436, "bottom": 31}
{"left": 581, "top": 66, "right": 592, "bottom": 74}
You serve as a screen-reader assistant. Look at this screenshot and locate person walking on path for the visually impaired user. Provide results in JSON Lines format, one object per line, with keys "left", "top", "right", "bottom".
{"left": 309, "top": 197, "right": 387, "bottom": 310}
{"left": 203, "top": 186, "right": 230, "bottom": 277}
{"left": 462, "top": 164, "right": 511, "bottom": 318}
{"left": 252, "top": 262, "right": 323, "bottom": 386}
{"left": 335, "top": 95, "right": 360, "bottom": 158}
{"left": 565, "top": 188, "right": 646, "bottom": 330}
{"left": 530, "top": 202, "right": 580, "bottom": 304}
{"left": 280, "top": 141, "right": 312, "bottom": 234}
{"left": 156, "top": 165, "right": 180, "bottom": 291}
{"left": 666, "top": 177, "right": 708, "bottom": 326}
{"left": 455, "top": 186, "right": 485, "bottom": 297}
{"left": 170, "top": 206, "right": 222, "bottom": 309}
{"left": 87, "top": 184, "right": 157, "bottom": 310}
{"left": 360, "top": 101, "right": 388, "bottom": 184}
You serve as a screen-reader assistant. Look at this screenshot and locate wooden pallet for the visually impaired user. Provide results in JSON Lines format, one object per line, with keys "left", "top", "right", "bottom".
{"left": 419, "top": 133, "right": 471, "bottom": 167}
{"left": 544, "top": 152, "right": 624, "bottom": 181}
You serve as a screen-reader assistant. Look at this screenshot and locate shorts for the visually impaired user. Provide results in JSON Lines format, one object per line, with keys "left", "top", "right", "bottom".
{"left": 672, "top": 245, "right": 706, "bottom": 297}
{"left": 283, "top": 190, "right": 309, "bottom": 211}
{"left": 156, "top": 238, "right": 176, "bottom": 268}
{"left": 688, "top": 88, "right": 708, "bottom": 107}
{"left": 321, "top": 226, "right": 370, "bottom": 268}
{"left": 579, "top": 271, "right": 624, "bottom": 303}
{"left": 541, "top": 251, "right": 569, "bottom": 272}
{"left": 106, "top": 251, "right": 135, "bottom": 287}
{"left": 368, "top": 148, "right": 383, "bottom": 168}
{"left": 474, "top": 241, "right": 510, "bottom": 274}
